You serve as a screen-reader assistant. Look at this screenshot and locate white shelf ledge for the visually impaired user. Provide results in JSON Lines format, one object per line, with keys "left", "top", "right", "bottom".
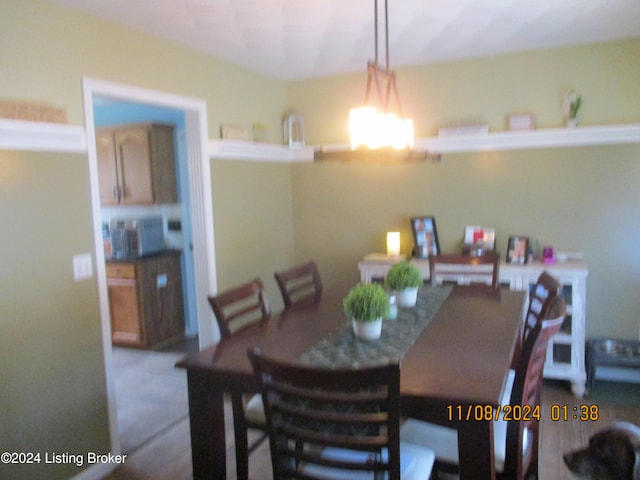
{"left": 209, "top": 140, "right": 314, "bottom": 162}
{"left": 2, "top": 120, "right": 638, "bottom": 159}
{"left": 316, "top": 123, "right": 640, "bottom": 157}
{"left": 414, "top": 123, "right": 640, "bottom": 153}
{"left": 0, "top": 119, "right": 87, "bottom": 153}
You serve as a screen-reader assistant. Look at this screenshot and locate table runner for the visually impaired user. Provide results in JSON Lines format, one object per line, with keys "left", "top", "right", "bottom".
{"left": 298, "top": 285, "right": 453, "bottom": 368}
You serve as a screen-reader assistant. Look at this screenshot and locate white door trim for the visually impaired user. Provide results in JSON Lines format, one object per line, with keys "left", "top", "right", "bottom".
{"left": 81, "top": 77, "right": 218, "bottom": 456}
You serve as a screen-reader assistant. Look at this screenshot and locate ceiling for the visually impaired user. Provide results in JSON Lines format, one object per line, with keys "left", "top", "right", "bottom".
{"left": 44, "top": 0, "right": 639, "bottom": 79}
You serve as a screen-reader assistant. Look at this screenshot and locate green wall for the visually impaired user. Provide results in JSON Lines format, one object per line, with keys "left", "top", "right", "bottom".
{"left": 211, "top": 159, "right": 296, "bottom": 305}
{"left": 289, "top": 39, "right": 640, "bottom": 144}
{"left": 0, "top": 151, "right": 108, "bottom": 479}
{"left": 291, "top": 146, "right": 640, "bottom": 339}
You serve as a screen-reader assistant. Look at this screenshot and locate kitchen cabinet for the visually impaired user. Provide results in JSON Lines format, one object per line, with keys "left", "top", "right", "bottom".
{"left": 106, "top": 251, "right": 185, "bottom": 349}
{"left": 358, "top": 256, "right": 589, "bottom": 396}
{"left": 97, "top": 123, "right": 177, "bottom": 205}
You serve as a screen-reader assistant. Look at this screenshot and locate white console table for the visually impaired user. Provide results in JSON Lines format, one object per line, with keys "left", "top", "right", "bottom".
{"left": 358, "top": 255, "right": 589, "bottom": 397}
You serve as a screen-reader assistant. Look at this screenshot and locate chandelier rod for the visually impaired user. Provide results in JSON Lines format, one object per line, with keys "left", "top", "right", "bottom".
{"left": 373, "top": 0, "right": 390, "bottom": 71}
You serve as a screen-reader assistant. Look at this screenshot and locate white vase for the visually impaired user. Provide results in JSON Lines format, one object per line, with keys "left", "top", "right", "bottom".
{"left": 397, "top": 287, "right": 419, "bottom": 307}
{"left": 352, "top": 317, "right": 382, "bottom": 340}
{"left": 565, "top": 118, "right": 578, "bottom": 128}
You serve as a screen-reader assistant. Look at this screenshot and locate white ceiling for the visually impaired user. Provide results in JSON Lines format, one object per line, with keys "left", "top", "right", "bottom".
{"left": 44, "top": 0, "right": 639, "bottom": 79}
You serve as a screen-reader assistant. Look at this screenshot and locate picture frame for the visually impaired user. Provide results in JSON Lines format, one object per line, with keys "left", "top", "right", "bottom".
{"left": 410, "top": 216, "right": 440, "bottom": 258}
{"left": 507, "top": 235, "right": 529, "bottom": 264}
{"left": 506, "top": 112, "right": 535, "bottom": 131}
{"left": 463, "top": 226, "right": 496, "bottom": 251}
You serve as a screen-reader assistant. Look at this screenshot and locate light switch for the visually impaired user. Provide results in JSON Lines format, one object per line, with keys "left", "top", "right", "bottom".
{"left": 73, "top": 253, "right": 93, "bottom": 281}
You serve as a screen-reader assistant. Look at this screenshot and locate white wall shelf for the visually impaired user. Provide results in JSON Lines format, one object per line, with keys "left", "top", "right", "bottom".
{"left": 415, "top": 123, "right": 640, "bottom": 153}
{"left": 316, "top": 123, "right": 640, "bottom": 157}
{"left": 209, "top": 139, "right": 314, "bottom": 162}
{"left": 0, "top": 119, "right": 87, "bottom": 153}
{"left": 2, "top": 120, "right": 638, "bottom": 159}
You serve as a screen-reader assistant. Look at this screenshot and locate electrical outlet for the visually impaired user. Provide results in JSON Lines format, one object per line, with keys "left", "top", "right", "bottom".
{"left": 73, "top": 253, "right": 93, "bottom": 281}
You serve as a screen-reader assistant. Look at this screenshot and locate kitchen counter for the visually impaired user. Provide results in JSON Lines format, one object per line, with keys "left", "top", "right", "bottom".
{"left": 105, "top": 248, "right": 182, "bottom": 263}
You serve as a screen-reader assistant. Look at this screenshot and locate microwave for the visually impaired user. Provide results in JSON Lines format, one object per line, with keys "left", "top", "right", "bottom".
{"left": 110, "top": 217, "right": 165, "bottom": 258}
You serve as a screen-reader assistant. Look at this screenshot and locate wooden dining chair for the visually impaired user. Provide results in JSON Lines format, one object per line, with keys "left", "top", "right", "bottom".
{"left": 511, "top": 271, "right": 563, "bottom": 368}
{"left": 274, "top": 260, "right": 323, "bottom": 308}
{"left": 399, "top": 295, "right": 566, "bottom": 480}
{"left": 207, "top": 278, "right": 271, "bottom": 480}
{"left": 428, "top": 252, "right": 500, "bottom": 289}
{"left": 247, "top": 348, "right": 436, "bottom": 480}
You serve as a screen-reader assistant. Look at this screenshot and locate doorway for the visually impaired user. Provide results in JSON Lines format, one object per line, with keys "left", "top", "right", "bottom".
{"left": 82, "top": 78, "right": 218, "bottom": 454}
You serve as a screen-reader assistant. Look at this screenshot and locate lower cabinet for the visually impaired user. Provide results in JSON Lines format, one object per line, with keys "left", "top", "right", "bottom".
{"left": 358, "top": 256, "right": 589, "bottom": 397}
{"left": 106, "top": 252, "right": 185, "bottom": 349}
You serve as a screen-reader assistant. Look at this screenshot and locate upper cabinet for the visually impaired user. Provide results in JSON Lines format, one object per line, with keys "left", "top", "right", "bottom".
{"left": 97, "top": 123, "right": 177, "bottom": 205}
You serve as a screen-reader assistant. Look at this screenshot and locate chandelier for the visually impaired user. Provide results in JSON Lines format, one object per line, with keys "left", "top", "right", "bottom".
{"left": 349, "top": 0, "right": 414, "bottom": 150}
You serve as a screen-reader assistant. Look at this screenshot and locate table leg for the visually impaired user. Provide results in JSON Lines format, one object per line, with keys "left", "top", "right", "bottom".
{"left": 458, "top": 418, "right": 495, "bottom": 479}
{"left": 187, "top": 370, "right": 226, "bottom": 480}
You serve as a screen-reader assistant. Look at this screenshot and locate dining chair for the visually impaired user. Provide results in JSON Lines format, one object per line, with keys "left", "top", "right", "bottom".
{"left": 247, "top": 348, "right": 436, "bottom": 480}
{"left": 428, "top": 252, "right": 500, "bottom": 289}
{"left": 208, "top": 278, "right": 271, "bottom": 480}
{"left": 511, "top": 271, "right": 563, "bottom": 369}
{"left": 399, "top": 295, "right": 567, "bottom": 480}
{"left": 274, "top": 260, "right": 323, "bottom": 308}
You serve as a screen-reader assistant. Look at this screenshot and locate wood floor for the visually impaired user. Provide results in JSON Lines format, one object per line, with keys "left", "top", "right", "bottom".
{"left": 102, "top": 374, "right": 640, "bottom": 480}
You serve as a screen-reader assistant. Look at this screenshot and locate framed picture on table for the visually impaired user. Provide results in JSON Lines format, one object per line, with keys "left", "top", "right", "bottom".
{"left": 507, "top": 235, "right": 529, "bottom": 264}
{"left": 410, "top": 216, "right": 440, "bottom": 258}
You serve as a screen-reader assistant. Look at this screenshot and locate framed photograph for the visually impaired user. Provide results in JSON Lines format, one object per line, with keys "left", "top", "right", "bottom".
{"left": 507, "top": 235, "right": 529, "bottom": 264}
{"left": 463, "top": 226, "right": 496, "bottom": 251}
{"left": 410, "top": 216, "right": 440, "bottom": 258}
{"left": 507, "top": 112, "right": 535, "bottom": 131}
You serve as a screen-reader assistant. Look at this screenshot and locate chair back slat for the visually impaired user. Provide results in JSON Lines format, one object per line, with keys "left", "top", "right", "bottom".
{"left": 208, "top": 278, "right": 270, "bottom": 338}
{"left": 275, "top": 260, "right": 322, "bottom": 308}
{"left": 429, "top": 252, "right": 500, "bottom": 289}
{"left": 248, "top": 348, "right": 402, "bottom": 480}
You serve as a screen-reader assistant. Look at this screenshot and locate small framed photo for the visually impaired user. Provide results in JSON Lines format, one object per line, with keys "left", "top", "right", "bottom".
{"left": 507, "top": 235, "right": 529, "bottom": 264}
{"left": 463, "top": 226, "right": 496, "bottom": 251}
{"left": 507, "top": 112, "right": 535, "bottom": 131}
{"left": 410, "top": 216, "right": 440, "bottom": 258}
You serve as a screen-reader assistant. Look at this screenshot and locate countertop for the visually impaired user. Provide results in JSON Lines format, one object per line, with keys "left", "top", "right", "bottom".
{"left": 105, "top": 248, "right": 182, "bottom": 263}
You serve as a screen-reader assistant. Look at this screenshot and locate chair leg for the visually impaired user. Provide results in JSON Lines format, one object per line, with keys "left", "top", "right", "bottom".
{"left": 231, "top": 393, "right": 249, "bottom": 480}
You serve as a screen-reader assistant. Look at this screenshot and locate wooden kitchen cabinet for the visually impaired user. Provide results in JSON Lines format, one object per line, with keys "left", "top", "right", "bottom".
{"left": 107, "top": 251, "right": 185, "bottom": 349}
{"left": 97, "top": 123, "right": 177, "bottom": 205}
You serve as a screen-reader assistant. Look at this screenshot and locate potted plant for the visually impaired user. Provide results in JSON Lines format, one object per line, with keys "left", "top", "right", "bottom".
{"left": 385, "top": 261, "right": 423, "bottom": 307}
{"left": 343, "top": 283, "right": 389, "bottom": 340}
{"left": 563, "top": 89, "right": 583, "bottom": 127}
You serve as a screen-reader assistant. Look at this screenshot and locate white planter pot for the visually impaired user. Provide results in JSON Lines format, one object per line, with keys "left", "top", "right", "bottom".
{"left": 397, "top": 287, "right": 419, "bottom": 307}
{"left": 352, "top": 317, "right": 383, "bottom": 341}
{"left": 565, "top": 118, "right": 578, "bottom": 128}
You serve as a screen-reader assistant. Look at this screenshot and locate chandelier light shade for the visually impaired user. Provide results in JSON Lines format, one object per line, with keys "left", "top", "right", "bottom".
{"left": 349, "top": 0, "right": 414, "bottom": 151}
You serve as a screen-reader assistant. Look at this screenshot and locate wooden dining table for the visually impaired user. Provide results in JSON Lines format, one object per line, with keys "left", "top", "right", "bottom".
{"left": 176, "top": 284, "right": 526, "bottom": 480}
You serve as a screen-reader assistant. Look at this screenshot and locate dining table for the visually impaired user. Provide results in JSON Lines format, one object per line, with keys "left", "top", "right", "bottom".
{"left": 176, "top": 284, "right": 526, "bottom": 480}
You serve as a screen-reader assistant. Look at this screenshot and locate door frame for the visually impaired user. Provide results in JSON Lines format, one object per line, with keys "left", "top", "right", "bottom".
{"left": 82, "top": 77, "right": 218, "bottom": 454}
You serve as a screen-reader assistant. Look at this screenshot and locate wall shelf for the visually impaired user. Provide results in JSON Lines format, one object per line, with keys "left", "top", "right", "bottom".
{"left": 315, "top": 123, "right": 640, "bottom": 158}
{"left": 209, "top": 139, "right": 314, "bottom": 162}
{"left": 415, "top": 123, "right": 640, "bottom": 153}
{"left": 0, "top": 119, "right": 87, "bottom": 153}
{"left": 2, "top": 120, "right": 638, "bottom": 159}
